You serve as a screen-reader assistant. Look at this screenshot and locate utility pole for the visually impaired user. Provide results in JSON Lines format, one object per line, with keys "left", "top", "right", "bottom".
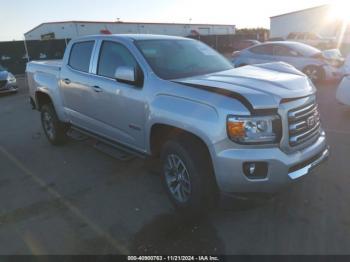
{"left": 23, "top": 36, "right": 30, "bottom": 62}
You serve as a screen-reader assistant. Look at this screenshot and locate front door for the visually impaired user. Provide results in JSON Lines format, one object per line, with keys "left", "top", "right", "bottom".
{"left": 83, "top": 40, "right": 147, "bottom": 151}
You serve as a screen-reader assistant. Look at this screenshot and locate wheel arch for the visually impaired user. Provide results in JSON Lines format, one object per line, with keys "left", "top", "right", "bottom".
{"left": 302, "top": 64, "right": 325, "bottom": 82}
{"left": 35, "top": 91, "right": 53, "bottom": 110}
{"left": 149, "top": 123, "right": 213, "bottom": 159}
{"left": 149, "top": 123, "right": 219, "bottom": 191}
{"left": 35, "top": 90, "right": 68, "bottom": 122}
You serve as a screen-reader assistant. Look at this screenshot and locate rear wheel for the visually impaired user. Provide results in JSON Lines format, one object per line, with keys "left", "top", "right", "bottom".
{"left": 41, "top": 104, "right": 69, "bottom": 145}
{"left": 303, "top": 66, "right": 324, "bottom": 84}
{"left": 160, "top": 136, "right": 218, "bottom": 214}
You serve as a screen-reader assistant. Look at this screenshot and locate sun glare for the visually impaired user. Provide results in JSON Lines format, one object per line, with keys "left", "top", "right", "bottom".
{"left": 327, "top": 1, "right": 350, "bottom": 48}
{"left": 329, "top": 2, "right": 350, "bottom": 22}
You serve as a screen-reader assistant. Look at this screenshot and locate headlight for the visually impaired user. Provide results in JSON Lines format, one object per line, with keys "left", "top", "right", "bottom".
{"left": 227, "top": 115, "right": 281, "bottom": 144}
{"left": 7, "top": 73, "right": 16, "bottom": 83}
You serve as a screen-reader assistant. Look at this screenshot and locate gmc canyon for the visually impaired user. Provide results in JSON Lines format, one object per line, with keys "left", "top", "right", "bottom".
{"left": 26, "top": 34, "right": 329, "bottom": 212}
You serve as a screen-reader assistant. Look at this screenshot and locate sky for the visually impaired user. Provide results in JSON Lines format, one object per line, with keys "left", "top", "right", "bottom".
{"left": 0, "top": 0, "right": 342, "bottom": 41}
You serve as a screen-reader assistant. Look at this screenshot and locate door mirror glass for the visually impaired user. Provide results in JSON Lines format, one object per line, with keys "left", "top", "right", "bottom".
{"left": 114, "top": 66, "right": 137, "bottom": 84}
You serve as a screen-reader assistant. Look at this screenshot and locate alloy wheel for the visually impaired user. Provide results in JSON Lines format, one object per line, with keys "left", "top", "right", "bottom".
{"left": 164, "top": 154, "right": 192, "bottom": 203}
{"left": 305, "top": 67, "right": 319, "bottom": 81}
{"left": 42, "top": 111, "right": 55, "bottom": 140}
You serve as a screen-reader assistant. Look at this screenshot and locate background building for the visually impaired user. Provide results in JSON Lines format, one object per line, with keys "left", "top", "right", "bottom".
{"left": 24, "top": 21, "right": 236, "bottom": 41}
{"left": 270, "top": 5, "right": 347, "bottom": 40}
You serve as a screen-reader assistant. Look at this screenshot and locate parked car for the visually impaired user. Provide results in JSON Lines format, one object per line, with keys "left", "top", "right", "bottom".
{"left": 269, "top": 37, "right": 285, "bottom": 42}
{"left": 286, "top": 32, "right": 336, "bottom": 50}
{"left": 26, "top": 35, "right": 329, "bottom": 213}
{"left": 336, "top": 75, "right": 350, "bottom": 106}
{"left": 0, "top": 65, "right": 17, "bottom": 94}
{"left": 232, "top": 39, "right": 260, "bottom": 51}
{"left": 231, "top": 41, "right": 344, "bottom": 83}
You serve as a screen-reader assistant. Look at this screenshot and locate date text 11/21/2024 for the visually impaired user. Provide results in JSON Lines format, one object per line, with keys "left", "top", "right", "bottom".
{"left": 127, "top": 256, "right": 220, "bottom": 261}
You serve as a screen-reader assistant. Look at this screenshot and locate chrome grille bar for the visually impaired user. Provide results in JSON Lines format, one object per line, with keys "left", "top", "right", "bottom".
{"left": 288, "top": 101, "right": 321, "bottom": 147}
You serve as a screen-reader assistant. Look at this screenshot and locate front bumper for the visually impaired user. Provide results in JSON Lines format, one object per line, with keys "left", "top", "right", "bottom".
{"left": 336, "top": 76, "right": 350, "bottom": 106}
{"left": 0, "top": 82, "right": 18, "bottom": 93}
{"left": 323, "top": 64, "right": 344, "bottom": 81}
{"left": 212, "top": 132, "right": 329, "bottom": 194}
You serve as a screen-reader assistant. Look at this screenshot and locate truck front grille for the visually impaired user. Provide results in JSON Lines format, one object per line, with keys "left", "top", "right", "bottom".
{"left": 288, "top": 101, "right": 321, "bottom": 147}
{"left": 0, "top": 80, "right": 7, "bottom": 89}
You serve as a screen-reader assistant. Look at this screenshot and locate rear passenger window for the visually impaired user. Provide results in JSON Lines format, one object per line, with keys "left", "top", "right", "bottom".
{"left": 97, "top": 41, "right": 137, "bottom": 79}
{"left": 274, "top": 46, "right": 299, "bottom": 57}
{"left": 69, "top": 41, "right": 94, "bottom": 72}
{"left": 250, "top": 45, "right": 273, "bottom": 55}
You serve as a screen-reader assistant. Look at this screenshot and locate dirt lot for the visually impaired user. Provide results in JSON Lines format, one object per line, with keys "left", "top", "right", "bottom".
{"left": 0, "top": 77, "right": 350, "bottom": 255}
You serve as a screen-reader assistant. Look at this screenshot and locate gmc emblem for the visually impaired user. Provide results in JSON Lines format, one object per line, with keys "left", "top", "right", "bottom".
{"left": 307, "top": 115, "right": 316, "bottom": 128}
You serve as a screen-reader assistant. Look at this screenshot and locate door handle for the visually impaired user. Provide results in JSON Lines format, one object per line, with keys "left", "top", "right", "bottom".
{"left": 92, "top": 85, "right": 103, "bottom": 93}
{"left": 63, "top": 78, "right": 71, "bottom": 85}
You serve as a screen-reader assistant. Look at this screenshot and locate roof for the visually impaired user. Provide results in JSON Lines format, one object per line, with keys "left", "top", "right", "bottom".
{"left": 248, "top": 41, "right": 321, "bottom": 55}
{"left": 24, "top": 20, "right": 236, "bottom": 36}
{"left": 270, "top": 4, "right": 330, "bottom": 19}
{"left": 74, "top": 34, "right": 188, "bottom": 41}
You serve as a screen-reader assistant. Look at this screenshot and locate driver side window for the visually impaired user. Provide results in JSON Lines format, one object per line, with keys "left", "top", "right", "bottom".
{"left": 97, "top": 41, "right": 137, "bottom": 79}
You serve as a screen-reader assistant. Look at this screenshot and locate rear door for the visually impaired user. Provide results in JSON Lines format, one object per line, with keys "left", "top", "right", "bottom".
{"left": 60, "top": 40, "right": 97, "bottom": 129}
{"left": 272, "top": 45, "right": 304, "bottom": 70}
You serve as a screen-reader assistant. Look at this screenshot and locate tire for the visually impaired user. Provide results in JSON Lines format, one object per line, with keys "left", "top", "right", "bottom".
{"left": 303, "top": 66, "right": 324, "bottom": 84}
{"left": 160, "top": 135, "right": 218, "bottom": 214}
{"left": 41, "top": 103, "right": 68, "bottom": 145}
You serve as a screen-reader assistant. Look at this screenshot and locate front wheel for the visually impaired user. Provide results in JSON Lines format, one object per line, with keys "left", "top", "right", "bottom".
{"left": 160, "top": 136, "right": 218, "bottom": 214}
{"left": 41, "top": 104, "right": 69, "bottom": 145}
{"left": 303, "top": 66, "right": 324, "bottom": 84}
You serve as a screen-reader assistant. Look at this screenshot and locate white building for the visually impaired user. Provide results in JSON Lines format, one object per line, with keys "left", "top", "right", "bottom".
{"left": 270, "top": 5, "right": 349, "bottom": 41}
{"left": 24, "top": 21, "right": 236, "bottom": 41}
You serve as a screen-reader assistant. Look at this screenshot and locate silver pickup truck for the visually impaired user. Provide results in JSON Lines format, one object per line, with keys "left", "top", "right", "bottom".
{"left": 26, "top": 34, "right": 329, "bottom": 212}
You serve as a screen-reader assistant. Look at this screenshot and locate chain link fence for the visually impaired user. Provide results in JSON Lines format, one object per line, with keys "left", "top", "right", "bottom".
{"left": 2, "top": 35, "right": 348, "bottom": 75}
{"left": 0, "top": 39, "right": 68, "bottom": 75}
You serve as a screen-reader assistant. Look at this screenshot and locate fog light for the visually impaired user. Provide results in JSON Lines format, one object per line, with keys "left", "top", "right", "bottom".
{"left": 243, "top": 162, "right": 268, "bottom": 179}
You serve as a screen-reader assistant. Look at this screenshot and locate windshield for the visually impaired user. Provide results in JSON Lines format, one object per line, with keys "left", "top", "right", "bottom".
{"left": 136, "top": 39, "right": 233, "bottom": 79}
{"left": 0, "top": 65, "right": 5, "bottom": 72}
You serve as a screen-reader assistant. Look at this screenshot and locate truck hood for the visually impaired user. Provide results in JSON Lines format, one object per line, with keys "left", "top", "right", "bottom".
{"left": 0, "top": 71, "right": 9, "bottom": 81}
{"left": 175, "top": 62, "right": 315, "bottom": 111}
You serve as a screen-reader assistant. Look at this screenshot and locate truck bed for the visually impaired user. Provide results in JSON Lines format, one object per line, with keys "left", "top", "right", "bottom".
{"left": 27, "top": 60, "right": 62, "bottom": 72}
{"left": 26, "top": 60, "right": 63, "bottom": 102}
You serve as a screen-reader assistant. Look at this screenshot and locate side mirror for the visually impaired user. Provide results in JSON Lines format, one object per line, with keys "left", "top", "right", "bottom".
{"left": 114, "top": 66, "right": 137, "bottom": 85}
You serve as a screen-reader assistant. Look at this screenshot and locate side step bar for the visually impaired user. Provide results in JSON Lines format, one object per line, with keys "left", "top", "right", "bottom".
{"left": 68, "top": 126, "right": 146, "bottom": 161}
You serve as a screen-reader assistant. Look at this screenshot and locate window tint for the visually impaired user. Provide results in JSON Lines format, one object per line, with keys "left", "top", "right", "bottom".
{"left": 98, "top": 41, "right": 137, "bottom": 78}
{"left": 136, "top": 39, "right": 232, "bottom": 80}
{"left": 69, "top": 41, "right": 94, "bottom": 72}
{"left": 250, "top": 44, "right": 273, "bottom": 55}
{"left": 274, "top": 45, "right": 299, "bottom": 57}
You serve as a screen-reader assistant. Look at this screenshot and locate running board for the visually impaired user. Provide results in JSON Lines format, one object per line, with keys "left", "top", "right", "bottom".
{"left": 67, "top": 129, "right": 89, "bottom": 141}
{"left": 93, "top": 141, "right": 135, "bottom": 161}
{"left": 70, "top": 126, "right": 146, "bottom": 161}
